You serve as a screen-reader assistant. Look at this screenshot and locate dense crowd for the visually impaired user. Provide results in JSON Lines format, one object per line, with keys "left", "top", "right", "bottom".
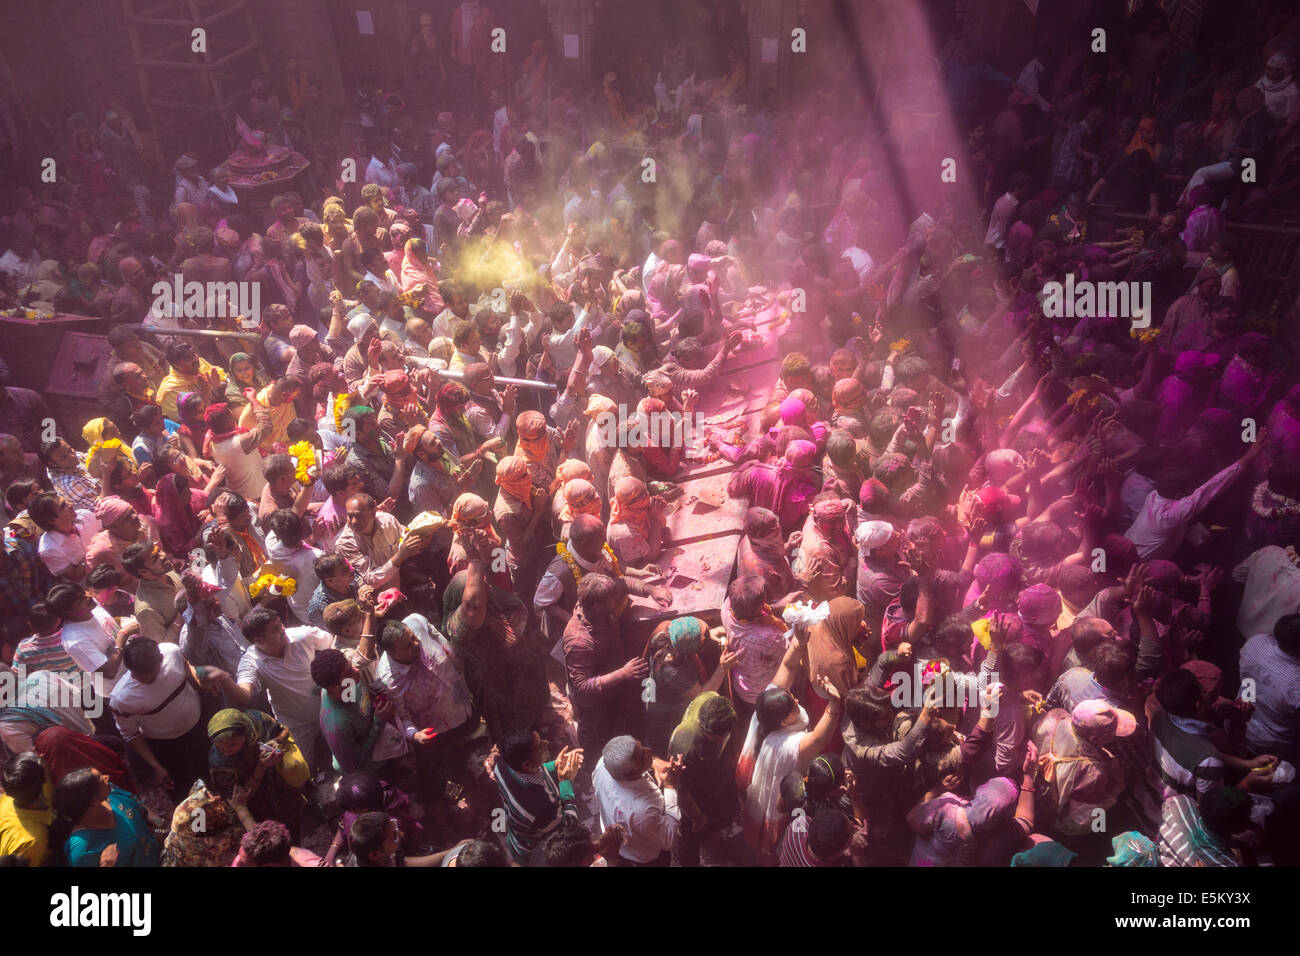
{"left": 1, "top": 0, "right": 1300, "bottom": 868}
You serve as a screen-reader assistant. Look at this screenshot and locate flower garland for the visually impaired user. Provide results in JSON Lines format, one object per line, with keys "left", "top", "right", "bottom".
{"left": 555, "top": 541, "right": 629, "bottom": 613}
{"left": 249, "top": 573, "right": 297, "bottom": 599}
{"left": 1129, "top": 326, "right": 1163, "bottom": 344}
{"left": 288, "top": 440, "right": 318, "bottom": 485}
{"left": 332, "top": 392, "right": 351, "bottom": 431}
{"left": 86, "top": 438, "right": 127, "bottom": 474}
{"left": 889, "top": 338, "right": 910, "bottom": 353}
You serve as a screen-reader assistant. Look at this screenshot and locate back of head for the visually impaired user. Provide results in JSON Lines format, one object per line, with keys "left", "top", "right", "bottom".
{"left": 1155, "top": 667, "right": 1202, "bottom": 718}
{"left": 808, "top": 809, "right": 852, "bottom": 861}
{"left": 601, "top": 735, "right": 641, "bottom": 780}
{"left": 1275, "top": 612, "right": 1300, "bottom": 657}
{"left": 240, "top": 820, "right": 292, "bottom": 866}
{"left": 348, "top": 811, "right": 390, "bottom": 865}
{"left": 544, "top": 821, "right": 596, "bottom": 867}
{"left": 1, "top": 753, "right": 45, "bottom": 805}
{"left": 456, "top": 839, "right": 509, "bottom": 867}
{"left": 499, "top": 726, "right": 538, "bottom": 771}
{"left": 1199, "top": 786, "right": 1251, "bottom": 840}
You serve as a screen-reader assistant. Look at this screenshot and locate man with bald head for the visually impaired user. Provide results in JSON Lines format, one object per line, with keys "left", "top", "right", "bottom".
{"left": 533, "top": 513, "right": 673, "bottom": 644}
{"left": 109, "top": 255, "right": 152, "bottom": 326}
{"left": 332, "top": 492, "right": 431, "bottom": 589}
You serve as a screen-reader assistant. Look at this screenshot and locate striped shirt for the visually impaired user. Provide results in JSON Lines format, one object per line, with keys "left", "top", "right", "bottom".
{"left": 1158, "top": 795, "right": 1239, "bottom": 867}
{"left": 13, "top": 631, "right": 80, "bottom": 675}
{"left": 779, "top": 816, "right": 835, "bottom": 867}
{"left": 494, "top": 759, "right": 577, "bottom": 864}
{"left": 47, "top": 465, "right": 100, "bottom": 513}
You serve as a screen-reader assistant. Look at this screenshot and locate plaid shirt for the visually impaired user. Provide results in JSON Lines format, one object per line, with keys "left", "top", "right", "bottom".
{"left": 47, "top": 464, "right": 100, "bottom": 512}
{"left": 1052, "top": 120, "right": 1092, "bottom": 188}
{"left": 0, "top": 529, "right": 46, "bottom": 638}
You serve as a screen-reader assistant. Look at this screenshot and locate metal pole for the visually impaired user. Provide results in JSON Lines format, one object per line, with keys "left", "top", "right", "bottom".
{"left": 436, "top": 368, "right": 557, "bottom": 391}
{"left": 124, "top": 325, "right": 262, "bottom": 343}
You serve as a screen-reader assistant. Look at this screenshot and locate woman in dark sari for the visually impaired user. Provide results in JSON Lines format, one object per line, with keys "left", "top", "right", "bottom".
{"left": 206, "top": 709, "right": 308, "bottom": 841}
{"left": 441, "top": 561, "right": 567, "bottom": 744}
{"left": 152, "top": 472, "right": 205, "bottom": 559}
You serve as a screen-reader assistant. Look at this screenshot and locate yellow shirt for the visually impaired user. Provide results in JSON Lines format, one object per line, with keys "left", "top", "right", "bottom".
{"left": 0, "top": 786, "right": 52, "bottom": 866}
{"left": 157, "top": 358, "right": 225, "bottom": 420}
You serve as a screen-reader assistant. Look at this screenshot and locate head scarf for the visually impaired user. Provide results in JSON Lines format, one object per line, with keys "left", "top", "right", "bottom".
{"left": 494, "top": 455, "right": 534, "bottom": 501}
{"left": 94, "top": 496, "right": 133, "bottom": 529}
{"left": 559, "top": 479, "right": 602, "bottom": 522}
{"left": 965, "top": 777, "right": 1019, "bottom": 832}
{"left": 1106, "top": 832, "right": 1159, "bottom": 867}
{"left": 153, "top": 472, "right": 201, "bottom": 557}
{"left": 1017, "top": 582, "right": 1062, "bottom": 631}
{"left": 449, "top": 493, "right": 500, "bottom": 544}
{"left": 1011, "top": 840, "right": 1077, "bottom": 867}
{"left": 807, "top": 596, "right": 864, "bottom": 693}
{"left": 1125, "top": 117, "right": 1159, "bottom": 157}
{"left": 556, "top": 459, "right": 593, "bottom": 484}
{"left": 207, "top": 708, "right": 257, "bottom": 744}
{"left": 584, "top": 394, "right": 618, "bottom": 423}
{"left": 347, "top": 313, "right": 379, "bottom": 343}
{"left": 34, "top": 726, "right": 132, "bottom": 789}
{"left": 668, "top": 616, "right": 706, "bottom": 655}
{"left": 515, "top": 410, "right": 550, "bottom": 463}
{"left": 743, "top": 507, "right": 785, "bottom": 557}
{"left": 226, "top": 352, "right": 257, "bottom": 383}
{"left": 856, "top": 519, "right": 894, "bottom": 554}
{"left": 81, "top": 418, "right": 112, "bottom": 445}
{"left": 610, "top": 476, "right": 652, "bottom": 539}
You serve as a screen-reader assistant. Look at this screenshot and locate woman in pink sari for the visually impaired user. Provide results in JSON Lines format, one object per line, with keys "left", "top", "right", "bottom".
{"left": 398, "top": 237, "right": 443, "bottom": 315}
{"left": 153, "top": 472, "right": 206, "bottom": 559}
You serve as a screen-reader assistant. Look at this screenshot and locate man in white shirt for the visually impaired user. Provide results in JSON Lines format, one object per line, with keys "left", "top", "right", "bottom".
{"left": 110, "top": 639, "right": 207, "bottom": 800}
{"left": 208, "top": 607, "right": 335, "bottom": 773}
{"left": 1124, "top": 440, "right": 1262, "bottom": 560}
{"left": 47, "top": 583, "right": 133, "bottom": 723}
{"left": 984, "top": 172, "right": 1032, "bottom": 251}
{"left": 264, "top": 509, "right": 323, "bottom": 624}
{"left": 591, "top": 735, "right": 682, "bottom": 866}
{"left": 0, "top": 230, "right": 41, "bottom": 285}
{"left": 1239, "top": 613, "right": 1300, "bottom": 763}
{"left": 1233, "top": 545, "right": 1300, "bottom": 640}
{"left": 30, "top": 492, "right": 100, "bottom": 582}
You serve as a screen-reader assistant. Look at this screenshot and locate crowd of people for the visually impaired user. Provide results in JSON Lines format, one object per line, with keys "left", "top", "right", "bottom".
{"left": 1, "top": 0, "right": 1300, "bottom": 868}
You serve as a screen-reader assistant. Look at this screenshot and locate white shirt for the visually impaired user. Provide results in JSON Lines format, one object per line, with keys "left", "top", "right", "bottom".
{"left": 985, "top": 192, "right": 1019, "bottom": 249}
{"left": 365, "top": 155, "right": 398, "bottom": 189}
{"left": 61, "top": 607, "right": 124, "bottom": 694}
{"left": 236, "top": 626, "right": 333, "bottom": 739}
{"left": 211, "top": 433, "right": 267, "bottom": 500}
{"left": 38, "top": 509, "right": 100, "bottom": 576}
{"left": 0, "top": 249, "right": 41, "bottom": 285}
{"left": 590, "top": 757, "right": 680, "bottom": 863}
{"left": 1124, "top": 460, "right": 1243, "bottom": 560}
{"left": 264, "top": 532, "right": 324, "bottom": 622}
{"left": 1239, "top": 633, "right": 1300, "bottom": 759}
{"left": 110, "top": 644, "right": 202, "bottom": 742}
{"left": 1234, "top": 546, "right": 1300, "bottom": 640}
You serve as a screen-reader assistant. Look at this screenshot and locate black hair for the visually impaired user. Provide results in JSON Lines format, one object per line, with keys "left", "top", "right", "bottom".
{"left": 1275, "top": 613, "right": 1300, "bottom": 657}
{"left": 26, "top": 602, "right": 60, "bottom": 636}
{"left": 323, "top": 462, "right": 359, "bottom": 496}
{"left": 726, "top": 574, "right": 767, "bottom": 621}
{"left": 349, "top": 811, "right": 392, "bottom": 865}
{"left": 336, "top": 773, "right": 384, "bottom": 813}
{"left": 499, "top": 726, "right": 539, "bottom": 771}
{"left": 85, "top": 564, "right": 123, "bottom": 590}
{"left": 240, "top": 820, "right": 292, "bottom": 865}
{"left": 121, "top": 540, "right": 154, "bottom": 575}
{"left": 309, "top": 647, "right": 348, "bottom": 688}
{"left": 1, "top": 753, "right": 46, "bottom": 805}
{"left": 844, "top": 685, "right": 894, "bottom": 729}
{"left": 314, "top": 552, "right": 350, "bottom": 579}
{"left": 27, "top": 493, "right": 63, "bottom": 532}
{"left": 240, "top": 606, "right": 281, "bottom": 641}
{"left": 4, "top": 478, "right": 40, "bottom": 513}
{"left": 1002, "top": 643, "right": 1045, "bottom": 688}
{"left": 1199, "top": 786, "right": 1251, "bottom": 840}
{"left": 754, "top": 687, "right": 797, "bottom": 754}
{"left": 697, "top": 695, "right": 737, "bottom": 737}
{"left": 376, "top": 619, "right": 410, "bottom": 653}
{"left": 45, "top": 583, "right": 86, "bottom": 617}
{"left": 122, "top": 638, "right": 162, "bottom": 674}
{"left": 1155, "top": 667, "right": 1203, "bottom": 719}
{"left": 456, "top": 839, "right": 509, "bottom": 867}
{"left": 265, "top": 509, "right": 303, "bottom": 546}
{"left": 543, "top": 821, "right": 596, "bottom": 867}
{"left": 1068, "top": 617, "right": 1113, "bottom": 662}
{"left": 1091, "top": 640, "right": 1136, "bottom": 689}
{"left": 52, "top": 768, "right": 101, "bottom": 826}
{"left": 37, "top": 437, "right": 65, "bottom": 467}
{"left": 808, "top": 810, "right": 852, "bottom": 860}
{"left": 900, "top": 576, "right": 922, "bottom": 616}
{"left": 131, "top": 404, "right": 162, "bottom": 430}
{"left": 805, "top": 752, "right": 846, "bottom": 806}
{"left": 263, "top": 453, "right": 296, "bottom": 483}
